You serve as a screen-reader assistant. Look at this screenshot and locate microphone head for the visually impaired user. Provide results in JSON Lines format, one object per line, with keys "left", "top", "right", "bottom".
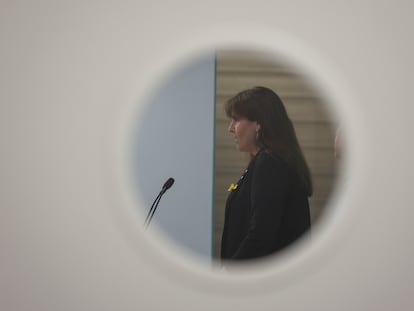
{"left": 162, "top": 177, "right": 175, "bottom": 191}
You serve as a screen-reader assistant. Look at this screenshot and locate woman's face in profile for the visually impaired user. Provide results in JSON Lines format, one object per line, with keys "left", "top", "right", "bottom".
{"left": 228, "top": 116, "right": 259, "bottom": 154}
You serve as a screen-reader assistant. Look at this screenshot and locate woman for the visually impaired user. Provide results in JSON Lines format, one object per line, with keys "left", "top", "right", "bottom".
{"left": 220, "top": 86, "right": 312, "bottom": 261}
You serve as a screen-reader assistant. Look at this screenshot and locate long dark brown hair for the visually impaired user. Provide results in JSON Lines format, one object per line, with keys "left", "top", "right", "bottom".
{"left": 225, "top": 86, "right": 313, "bottom": 196}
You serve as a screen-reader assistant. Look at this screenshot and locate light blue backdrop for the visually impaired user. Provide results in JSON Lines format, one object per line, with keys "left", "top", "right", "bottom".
{"left": 134, "top": 54, "right": 215, "bottom": 259}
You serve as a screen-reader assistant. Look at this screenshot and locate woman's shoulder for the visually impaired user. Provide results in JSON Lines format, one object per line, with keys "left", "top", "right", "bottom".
{"left": 249, "top": 150, "right": 294, "bottom": 188}
{"left": 250, "top": 150, "right": 291, "bottom": 177}
{"left": 254, "top": 150, "right": 288, "bottom": 168}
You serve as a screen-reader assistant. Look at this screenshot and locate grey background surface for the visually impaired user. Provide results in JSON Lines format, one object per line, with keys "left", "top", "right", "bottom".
{"left": 134, "top": 54, "right": 215, "bottom": 258}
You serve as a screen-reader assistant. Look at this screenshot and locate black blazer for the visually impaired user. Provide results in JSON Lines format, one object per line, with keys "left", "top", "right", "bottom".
{"left": 220, "top": 151, "right": 310, "bottom": 261}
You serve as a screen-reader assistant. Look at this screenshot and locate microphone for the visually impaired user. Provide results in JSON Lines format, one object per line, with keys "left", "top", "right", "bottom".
{"left": 144, "top": 177, "right": 175, "bottom": 228}
{"left": 161, "top": 177, "right": 174, "bottom": 193}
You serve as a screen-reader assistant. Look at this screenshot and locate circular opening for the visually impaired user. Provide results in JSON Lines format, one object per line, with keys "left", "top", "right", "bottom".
{"left": 118, "top": 44, "right": 351, "bottom": 292}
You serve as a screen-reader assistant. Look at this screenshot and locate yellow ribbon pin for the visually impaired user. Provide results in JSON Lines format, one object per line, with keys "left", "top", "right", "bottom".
{"left": 227, "top": 183, "right": 238, "bottom": 192}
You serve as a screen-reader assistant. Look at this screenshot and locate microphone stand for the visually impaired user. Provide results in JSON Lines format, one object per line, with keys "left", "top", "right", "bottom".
{"left": 144, "top": 178, "right": 174, "bottom": 228}
{"left": 144, "top": 188, "right": 165, "bottom": 228}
